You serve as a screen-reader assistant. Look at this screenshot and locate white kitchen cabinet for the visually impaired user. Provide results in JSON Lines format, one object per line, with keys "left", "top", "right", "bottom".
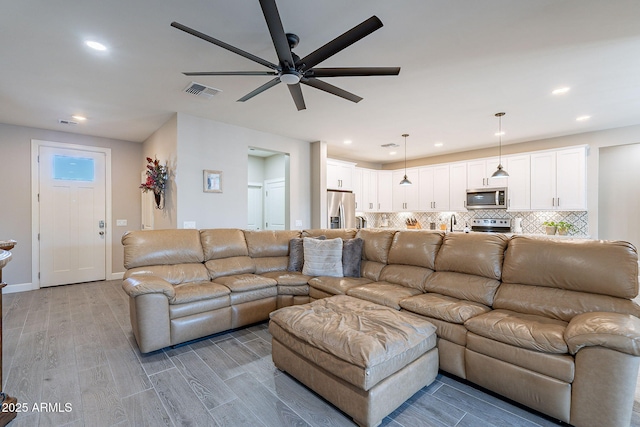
{"left": 354, "top": 167, "right": 363, "bottom": 211}
{"left": 467, "top": 157, "right": 504, "bottom": 189}
{"left": 449, "top": 162, "right": 468, "bottom": 211}
{"left": 505, "top": 154, "right": 530, "bottom": 210}
{"left": 377, "top": 171, "right": 393, "bottom": 212}
{"left": 361, "top": 168, "right": 378, "bottom": 212}
{"left": 418, "top": 165, "right": 449, "bottom": 211}
{"left": 392, "top": 168, "right": 419, "bottom": 211}
{"left": 326, "top": 159, "right": 355, "bottom": 191}
{"left": 530, "top": 147, "right": 586, "bottom": 210}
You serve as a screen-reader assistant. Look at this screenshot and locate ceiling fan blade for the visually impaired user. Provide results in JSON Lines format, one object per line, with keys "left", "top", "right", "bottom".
{"left": 301, "top": 78, "right": 363, "bottom": 103}
{"left": 258, "top": 0, "right": 295, "bottom": 68}
{"left": 238, "top": 77, "right": 281, "bottom": 102}
{"left": 288, "top": 84, "right": 306, "bottom": 111}
{"left": 183, "top": 71, "right": 278, "bottom": 76}
{"left": 298, "top": 16, "right": 383, "bottom": 71}
{"left": 171, "top": 21, "right": 278, "bottom": 70}
{"left": 307, "top": 67, "right": 401, "bottom": 77}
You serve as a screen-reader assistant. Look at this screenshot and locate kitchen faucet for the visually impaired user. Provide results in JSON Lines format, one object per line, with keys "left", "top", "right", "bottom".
{"left": 450, "top": 214, "right": 457, "bottom": 232}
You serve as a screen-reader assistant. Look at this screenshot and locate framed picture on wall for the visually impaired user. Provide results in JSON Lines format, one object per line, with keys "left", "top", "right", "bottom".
{"left": 203, "top": 170, "right": 223, "bottom": 193}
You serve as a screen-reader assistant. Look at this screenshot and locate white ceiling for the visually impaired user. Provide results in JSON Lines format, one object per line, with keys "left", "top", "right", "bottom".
{"left": 3, "top": 1, "right": 640, "bottom": 164}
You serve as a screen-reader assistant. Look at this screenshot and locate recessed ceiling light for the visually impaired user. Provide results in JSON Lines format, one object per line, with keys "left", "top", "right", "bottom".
{"left": 85, "top": 40, "right": 107, "bottom": 51}
{"left": 343, "top": 140, "right": 352, "bottom": 145}
{"left": 434, "top": 142, "right": 443, "bottom": 147}
{"left": 494, "top": 131, "right": 505, "bottom": 136}
{"left": 576, "top": 115, "right": 591, "bottom": 121}
{"left": 552, "top": 87, "right": 570, "bottom": 95}
{"left": 389, "top": 151, "right": 397, "bottom": 155}
{"left": 72, "top": 115, "right": 87, "bottom": 121}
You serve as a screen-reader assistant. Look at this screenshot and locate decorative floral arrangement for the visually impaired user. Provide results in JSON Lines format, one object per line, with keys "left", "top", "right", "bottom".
{"left": 140, "top": 157, "right": 168, "bottom": 195}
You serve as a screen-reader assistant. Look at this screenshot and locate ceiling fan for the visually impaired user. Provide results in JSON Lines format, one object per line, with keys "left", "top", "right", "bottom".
{"left": 171, "top": 0, "right": 400, "bottom": 111}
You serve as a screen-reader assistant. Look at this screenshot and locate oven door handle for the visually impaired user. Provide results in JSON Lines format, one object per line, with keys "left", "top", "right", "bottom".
{"left": 496, "top": 191, "right": 499, "bottom": 206}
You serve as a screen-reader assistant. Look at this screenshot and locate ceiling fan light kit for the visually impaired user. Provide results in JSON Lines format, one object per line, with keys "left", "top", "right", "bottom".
{"left": 491, "top": 112, "right": 509, "bottom": 178}
{"left": 171, "top": 0, "right": 400, "bottom": 111}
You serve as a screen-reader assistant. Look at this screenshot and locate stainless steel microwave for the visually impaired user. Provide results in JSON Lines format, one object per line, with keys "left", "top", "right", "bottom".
{"left": 465, "top": 188, "right": 507, "bottom": 210}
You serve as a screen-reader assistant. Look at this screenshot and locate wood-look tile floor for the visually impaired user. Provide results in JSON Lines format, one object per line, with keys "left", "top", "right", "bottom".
{"left": 2, "top": 280, "right": 639, "bottom": 427}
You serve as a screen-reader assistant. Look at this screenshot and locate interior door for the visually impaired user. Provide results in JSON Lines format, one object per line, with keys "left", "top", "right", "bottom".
{"left": 247, "top": 184, "right": 263, "bottom": 230}
{"left": 264, "top": 179, "right": 285, "bottom": 230}
{"left": 39, "top": 146, "right": 106, "bottom": 287}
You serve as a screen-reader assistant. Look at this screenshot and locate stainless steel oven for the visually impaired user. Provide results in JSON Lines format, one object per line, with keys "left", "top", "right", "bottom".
{"left": 465, "top": 188, "right": 507, "bottom": 210}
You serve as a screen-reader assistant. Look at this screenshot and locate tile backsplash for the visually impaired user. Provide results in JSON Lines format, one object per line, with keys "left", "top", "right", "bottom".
{"left": 358, "top": 210, "right": 589, "bottom": 236}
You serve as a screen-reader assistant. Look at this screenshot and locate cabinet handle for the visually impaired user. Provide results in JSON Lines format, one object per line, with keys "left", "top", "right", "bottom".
{"left": 557, "top": 198, "right": 560, "bottom": 207}
{"left": 552, "top": 198, "right": 555, "bottom": 207}
{"left": 378, "top": 203, "right": 380, "bottom": 210}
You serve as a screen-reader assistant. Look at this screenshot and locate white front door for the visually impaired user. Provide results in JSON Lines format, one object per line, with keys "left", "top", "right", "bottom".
{"left": 264, "top": 179, "right": 285, "bottom": 230}
{"left": 39, "top": 145, "right": 106, "bottom": 287}
{"left": 247, "top": 184, "right": 263, "bottom": 230}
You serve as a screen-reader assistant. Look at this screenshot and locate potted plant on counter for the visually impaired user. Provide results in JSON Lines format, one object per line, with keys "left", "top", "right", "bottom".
{"left": 556, "top": 221, "right": 575, "bottom": 236}
{"left": 542, "top": 221, "right": 557, "bottom": 235}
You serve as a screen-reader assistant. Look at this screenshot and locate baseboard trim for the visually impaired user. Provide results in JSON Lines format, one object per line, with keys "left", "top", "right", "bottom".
{"left": 2, "top": 282, "right": 38, "bottom": 294}
{"left": 110, "top": 272, "right": 124, "bottom": 280}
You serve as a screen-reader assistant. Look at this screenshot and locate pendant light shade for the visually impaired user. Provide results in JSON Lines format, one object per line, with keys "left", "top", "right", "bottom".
{"left": 491, "top": 112, "right": 509, "bottom": 178}
{"left": 399, "top": 133, "right": 412, "bottom": 186}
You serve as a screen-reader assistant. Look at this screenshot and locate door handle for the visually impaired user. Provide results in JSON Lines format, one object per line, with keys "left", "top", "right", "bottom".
{"left": 99, "top": 231, "right": 105, "bottom": 236}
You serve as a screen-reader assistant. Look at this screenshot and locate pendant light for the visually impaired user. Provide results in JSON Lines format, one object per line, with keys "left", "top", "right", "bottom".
{"left": 491, "top": 112, "right": 509, "bottom": 178}
{"left": 399, "top": 133, "right": 412, "bottom": 186}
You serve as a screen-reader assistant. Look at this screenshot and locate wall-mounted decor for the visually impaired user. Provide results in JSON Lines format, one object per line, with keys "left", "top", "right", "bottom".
{"left": 140, "top": 156, "right": 168, "bottom": 209}
{"left": 204, "top": 170, "right": 223, "bottom": 193}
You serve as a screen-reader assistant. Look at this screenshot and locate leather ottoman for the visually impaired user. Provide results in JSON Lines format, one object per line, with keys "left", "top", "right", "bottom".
{"left": 269, "top": 295, "right": 439, "bottom": 427}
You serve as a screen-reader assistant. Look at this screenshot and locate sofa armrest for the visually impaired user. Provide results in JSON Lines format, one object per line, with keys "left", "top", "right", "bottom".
{"left": 565, "top": 312, "right": 640, "bottom": 356}
{"left": 122, "top": 275, "right": 175, "bottom": 300}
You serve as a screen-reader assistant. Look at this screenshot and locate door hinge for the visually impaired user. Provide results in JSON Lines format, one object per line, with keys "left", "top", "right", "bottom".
{"left": 38, "top": 272, "right": 40, "bottom": 279}
{"left": 38, "top": 233, "right": 40, "bottom": 241}
{"left": 37, "top": 193, "right": 40, "bottom": 202}
{"left": 266, "top": 191, "right": 268, "bottom": 197}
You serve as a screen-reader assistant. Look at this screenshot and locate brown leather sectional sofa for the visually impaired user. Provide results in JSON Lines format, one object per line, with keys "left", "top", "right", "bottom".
{"left": 121, "top": 227, "right": 640, "bottom": 427}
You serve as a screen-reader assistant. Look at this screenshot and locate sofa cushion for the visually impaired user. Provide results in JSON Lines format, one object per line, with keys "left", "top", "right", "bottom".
{"left": 502, "top": 236, "right": 639, "bottom": 298}
{"left": 412, "top": 315, "right": 469, "bottom": 346}
{"left": 346, "top": 282, "right": 422, "bottom": 310}
{"left": 356, "top": 229, "right": 396, "bottom": 264}
{"left": 435, "top": 233, "right": 508, "bottom": 280}
{"left": 387, "top": 231, "right": 443, "bottom": 270}
{"left": 360, "top": 260, "right": 385, "bottom": 282}
{"left": 200, "top": 228, "right": 248, "bottom": 261}
{"left": 244, "top": 230, "right": 301, "bottom": 258}
{"left": 205, "top": 256, "right": 255, "bottom": 280}
{"left": 254, "top": 257, "right": 289, "bottom": 274}
{"left": 423, "top": 271, "right": 501, "bottom": 306}
{"left": 287, "top": 235, "right": 326, "bottom": 272}
{"left": 342, "top": 238, "right": 364, "bottom": 278}
{"left": 379, "top": 264, "right": 432, "bottom": 291}
{"left": 302, "top": 229, "right": 357, "bottom": 239}
{"left": 171, "top": 281, "right": 231, "bottom": 304}
{"left": 261, "top": 271, "right": 312, "bottom": 286}
{"left": 302, "top": 237, "right": 344, "bottom": 277}
{"left": 277, "top": 284, "right": 309, "bottom": 296}
{"left": 213, "top": 274, "right": 277, "bottom": 292}
{"left": 229, "top": 286, "right": 278, "bottom": 305}
{"left": 308, "top": 276, "right": 373, "bottom": 296}
{"left": 464, "top": 309, "right": 569, "bottom": 354}
{"left": 400, "top": 293, "right": 490, "bottom": 324}
{"left": 122, "top": 229, "right": 204, "bottom": 268}
{"left": 169, "top": 297, "right": 231, "bottom": 319}
{"left": 125, "top": 263, "right": 210, "bottom": 285}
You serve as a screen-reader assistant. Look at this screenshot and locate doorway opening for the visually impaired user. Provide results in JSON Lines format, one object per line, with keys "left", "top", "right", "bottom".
{"left": 248, "top": 148, "right": 289, "bottom": 230}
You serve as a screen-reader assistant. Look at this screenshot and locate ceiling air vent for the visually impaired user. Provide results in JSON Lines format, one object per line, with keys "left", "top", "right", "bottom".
{"left": 58, "top": 119, "right": 79, "bottom": 125}
{"left": 381, "top": 143, "right": 399, "bottom": 148}
{"left": 183, "top": 82, "right": 222, "bottom": 99}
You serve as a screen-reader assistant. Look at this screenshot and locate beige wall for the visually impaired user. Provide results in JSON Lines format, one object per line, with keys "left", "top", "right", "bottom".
{"left": 0, "top": 123, "right": 142, "bottom": 288}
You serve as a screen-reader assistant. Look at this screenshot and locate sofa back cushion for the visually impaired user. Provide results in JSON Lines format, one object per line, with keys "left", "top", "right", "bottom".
{"left": 200, "top": 229, "right": 248, "bottom": 260}
{"left": 244, "top": 230, "right": 301, "bottom": 258}
{"left": 124, "top": 264, "right": 210, "bottom": 285}
{"left": 356, "top": 229, "right": 396, "bottom": 264}
{"left": 502, "top": 236, "right": 639, "bottom": 298}
{"left": 379, "top": 264, "right": 433, "bottom": 290}
{"left": 424, "top": 271, "right": 501, "bottom": 306}
{"left": 387, "top": 231, "right": 443, "bottom": 270}
{"left": 302, "top": 229, "right": 357, "bottom": 239}
{"left": 494, "top": 283, "right": 640, "bottom": 322}
{"left": 122, "top": 229, "right": 204, "bottom": 269}
{"left": 435, "top": 233, "right": 508, "bottom": 279}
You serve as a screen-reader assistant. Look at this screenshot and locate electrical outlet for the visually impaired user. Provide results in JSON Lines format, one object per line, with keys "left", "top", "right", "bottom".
{"left": 116, "top": 219, "right": 127, "bottom": 226}
{"left": 183, "top": 221, "right": 196, "bottom": 229}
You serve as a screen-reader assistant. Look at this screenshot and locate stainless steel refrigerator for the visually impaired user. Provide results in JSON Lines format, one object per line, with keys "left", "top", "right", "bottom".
{"left": 327, "top": 191, "right": 356, "bottom": 229}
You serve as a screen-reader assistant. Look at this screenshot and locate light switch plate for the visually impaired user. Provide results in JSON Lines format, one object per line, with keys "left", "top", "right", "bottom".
{"left": 116, "top": 219, "right": 127, "bottom": 226}
{"left": 295, "top": 220, "right": 303, "bottom": 227}
{"left": 183, "top": 221, "right": 196, "bottom": 229}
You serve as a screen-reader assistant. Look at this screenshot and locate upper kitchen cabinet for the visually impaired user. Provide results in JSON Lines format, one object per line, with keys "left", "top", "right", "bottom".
{"left": 377, "top": 171, "right": 393, "bottom": 212}
{"left": 467, "top": 158, "right": 503, "bottom": 189}
{"left": 449, "top": 162, "right": 468, "bottom": 211}
{"left": 505, "top": 154, "right": 530, "bottom": 210}
{"left": 418, "top": 165, "right": 450, "bottom": 211}
{"left": 360, "top": 168, "right": 379, "bottom": 212}
{"left": 327, "top": 159, "right": 356, "bottom": 191}
{"left": 354, "top": 167, "right": 363, "bottom": 211}
{"left": 530, "top": 146, "right": 586, "bottom": 210}
{"left": 392, "top": 168, "right": 419, "bottom": 211}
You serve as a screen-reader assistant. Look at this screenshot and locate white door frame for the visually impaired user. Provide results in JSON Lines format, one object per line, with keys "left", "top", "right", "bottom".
{"left": 31, "top": 139, "right": 113, "bottom": 290}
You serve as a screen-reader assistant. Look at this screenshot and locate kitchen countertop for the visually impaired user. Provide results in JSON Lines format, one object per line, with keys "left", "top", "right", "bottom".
{"left": 367, "top": 228, "right": 591, "bottom": 239}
